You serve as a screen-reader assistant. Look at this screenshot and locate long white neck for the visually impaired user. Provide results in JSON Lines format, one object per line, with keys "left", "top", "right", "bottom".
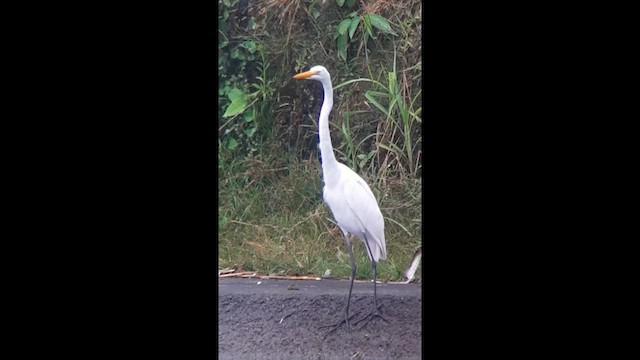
{"left": 318, "top": 77, "right": 340, "bottom": 185}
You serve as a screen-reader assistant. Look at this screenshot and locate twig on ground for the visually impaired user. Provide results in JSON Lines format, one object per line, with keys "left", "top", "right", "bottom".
{"left": 218, "top": 272, "right": 321, "bottom": 281}
{"left": 219, "top": 271, "right": 257, "bottom": 278}
{"left": 218, "top": 268, "right": 236, "bottom": 275}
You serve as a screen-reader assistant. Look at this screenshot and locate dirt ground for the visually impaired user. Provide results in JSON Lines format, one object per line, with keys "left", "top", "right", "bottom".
{"left": 218, "top": 278, "right": 422, "bottom": 359}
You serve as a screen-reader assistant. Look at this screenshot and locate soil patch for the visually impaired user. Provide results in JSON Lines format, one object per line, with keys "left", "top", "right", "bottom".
{"left": 219, "top": 278, "right": 422, "bottom": 359}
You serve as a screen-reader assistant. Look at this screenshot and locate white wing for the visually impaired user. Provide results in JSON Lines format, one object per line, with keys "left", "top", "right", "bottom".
{"left": 339, "top": 164, "right": 386, "bottom": 262}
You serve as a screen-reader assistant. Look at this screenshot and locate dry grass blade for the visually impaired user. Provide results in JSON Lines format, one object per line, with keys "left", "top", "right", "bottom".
{"left": 219, "top": 272, "right": 257, "bottom": 278}
{"left": 218, "top": 268, "right": 236, "bottom": 275}
{"left": 218, "top": 272, "right": 321, "bottom": 281}
{"left": 259, "top": 0, "right": 301, "bottom": 25}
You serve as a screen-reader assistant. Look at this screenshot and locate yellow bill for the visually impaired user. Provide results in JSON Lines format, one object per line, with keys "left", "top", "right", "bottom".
{"left": 293, "top": 70, "right": 318, "bottom": 79}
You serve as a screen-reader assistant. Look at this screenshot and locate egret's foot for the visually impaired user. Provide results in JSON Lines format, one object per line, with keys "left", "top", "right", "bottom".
{"left": 352, "top": 303, "right": 388, "bottom": 330}
{"left": 318, "top": 311, "right": 358, "bottom": 339}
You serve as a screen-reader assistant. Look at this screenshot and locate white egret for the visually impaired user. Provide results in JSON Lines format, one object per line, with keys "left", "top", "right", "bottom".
{"left": 293, "top": 66, "right": 388, "bottom": 337}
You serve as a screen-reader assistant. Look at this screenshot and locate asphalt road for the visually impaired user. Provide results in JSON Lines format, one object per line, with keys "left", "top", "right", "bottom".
{"left": 218, "top": 278, "right": 422, "bottom": 359}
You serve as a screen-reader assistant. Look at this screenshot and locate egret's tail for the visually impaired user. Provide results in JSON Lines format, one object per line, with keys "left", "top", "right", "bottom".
{"left": 365, "top": 231, "right": 387, "bottom": 263}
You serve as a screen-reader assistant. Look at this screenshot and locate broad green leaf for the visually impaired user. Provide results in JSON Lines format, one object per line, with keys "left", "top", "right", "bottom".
{"left": 346, "top": 0, "right": 356, "bottom": 8}
{"left": 226, "top": 137, "right": 238, "bottom": 150}
{"left": 223, "top": 98, "right": 247, "bottom": 118}
{"left": 336, "top": 0, "right": 345, "bottom": 7}
{"left": 243, "top": 109, "right": 255, "bottom": 123}
{"left": 348, "top": 16, "right": 360, "bottom": 40}
{"left": 366, "top": 14, "right": 398, "bottom": 36}
{"left": 338, "top": 19, "right": 351, "bottom": 35}
{"left": 227, "top": 88, "right": 244, "bottom": 101}
{"left": 244, "top": 126, "right": 256, "bottom": 138}
{"left": 337, "top": 34, "right": 348, "bottom": 61}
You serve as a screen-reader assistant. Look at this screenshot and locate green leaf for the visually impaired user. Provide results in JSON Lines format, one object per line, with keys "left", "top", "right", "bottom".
{"left": 230, "top": 48, "right": 245, "bottom": 60}
{"left": 365, "top": 91, "right": 390, "bottom": 117}
{"left": 358, "top": 150, "right": 375, "bottom": 169}
{"left": 346, "top": 0, "right": 356, "bottom": 8}
{"left": 366, "top": 14, "right": 397, "bottom": 36}
{"left": 310, "top": 7, "right": 320, "bottom": 19}
{"left": 223, "top": 98, "right": 247, "bottom": 118}
{"left": 336, "top": 0, "right": 345, "bottom": 7}
{"left": 337, "top": 19, "right": 351, "bottom": 35}
{"left": 366, "top": 91, "right": 391, "bottom": 98}
{"left": 226, "top": 137, "right": 238, "bottom": 150}
{"left": 244, "top": 126, "right": 257, "bottom": 138}
{"left": 378, "top": 142, "right": 402, "bottom": 155}
{"left": 337, "top": 33, "right": 348, "bottom": 61}
{"left": 348, "top": 16, "right": 360, "bottom": 40}
{"left": 243, "top": 109, "right": 255, "bottom": 123}
{"left": 227, "top": 88, "right": 244, "bottom": 101}
{"left": 244, "top": 40, "right": 257, "bottom": 53}
{"left": 362, "top": 14, "right": 373, "bottom": 36}
{"left": 357, "top": 159, "right": 365, "bottom": 169}
{"left": 388, "top": 71, "right": 398, "bottom": 95}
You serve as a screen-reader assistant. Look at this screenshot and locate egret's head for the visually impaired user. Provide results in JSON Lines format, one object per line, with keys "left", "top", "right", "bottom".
{"left": 293, "top": 65, "right": 330, "bottom": 82}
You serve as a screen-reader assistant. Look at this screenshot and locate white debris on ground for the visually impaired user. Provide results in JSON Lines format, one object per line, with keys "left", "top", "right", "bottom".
{"left": 404, "top": 247, "right": 422, "bottom": 283}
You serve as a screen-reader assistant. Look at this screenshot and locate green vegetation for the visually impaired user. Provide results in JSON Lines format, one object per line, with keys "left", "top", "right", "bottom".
{"left": 334, "top": 12, "right": 397, "bottom": 62}
{"left": 218, "top": 0, "right": 422, "bottom": 282}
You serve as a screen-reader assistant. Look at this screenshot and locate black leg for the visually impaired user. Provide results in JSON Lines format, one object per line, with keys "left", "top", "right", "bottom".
{"left": 353, "top": 233, "right": 388, "bottom": 329}
{"left": 319, "top": 233, "right": 358, "bottom": 339}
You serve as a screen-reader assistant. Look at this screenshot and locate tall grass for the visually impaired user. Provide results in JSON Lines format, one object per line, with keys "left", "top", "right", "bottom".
{"left": 218, "top": 143, "right": 422, "bottom": 282}
{"left": 334, "top": 49, "right": 422, "bottom": 180}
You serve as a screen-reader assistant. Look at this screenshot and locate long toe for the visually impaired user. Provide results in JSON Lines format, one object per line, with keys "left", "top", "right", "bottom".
{"left": 353, "top": 307, "right": 388, "bottom": 330}
{"left": 318, "top": 312, "right": 359, "bottom": 339}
